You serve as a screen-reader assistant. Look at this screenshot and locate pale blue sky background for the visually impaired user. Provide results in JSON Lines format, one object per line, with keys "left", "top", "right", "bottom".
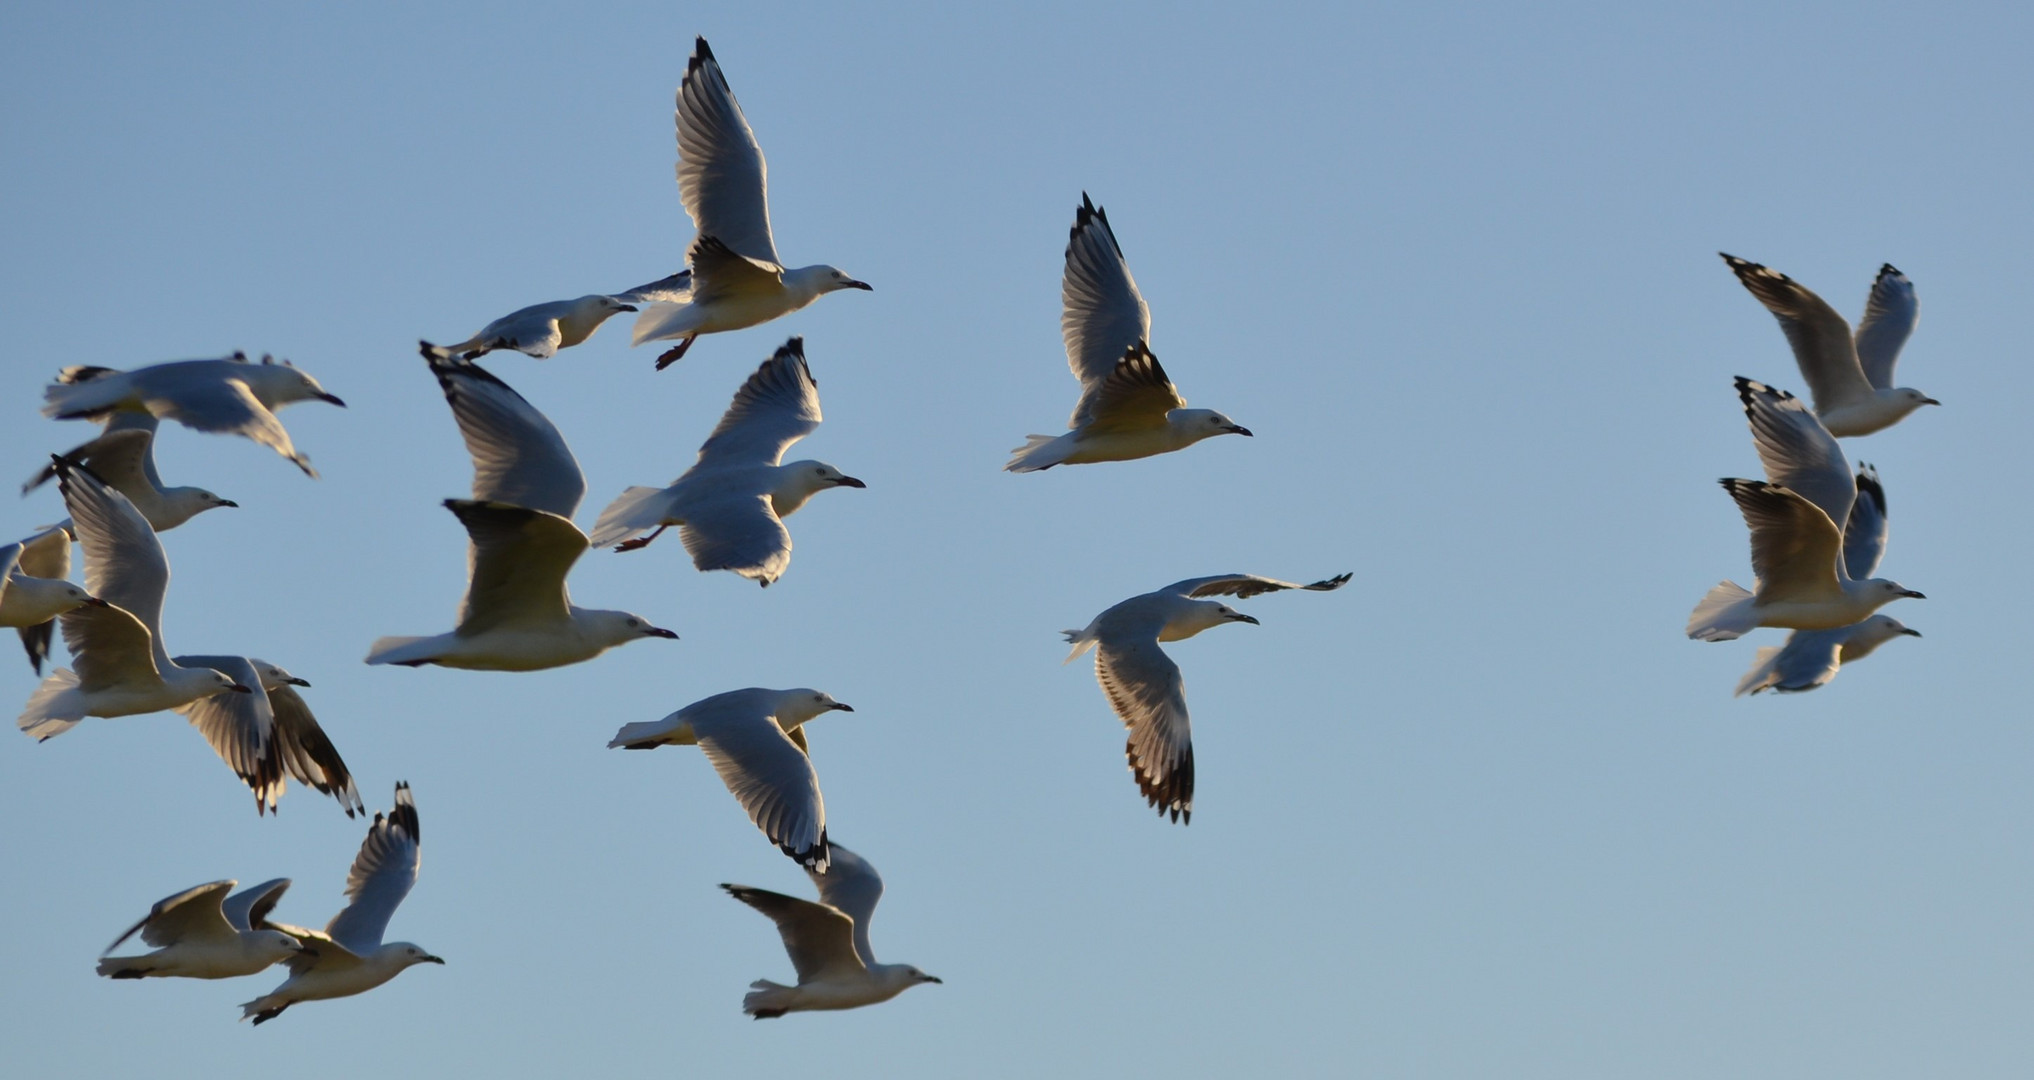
{"left": 4, "top": 2, "right": 2032, "bottom": 1076}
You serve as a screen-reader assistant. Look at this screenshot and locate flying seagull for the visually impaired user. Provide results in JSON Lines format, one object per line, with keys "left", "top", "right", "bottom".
{"left": 97, "top": 878, "right": 302, "bottom": 981}
{"left": 419, "top": 271, "right": 692, "bottom": 361}
{"left": 41, "top": 353, "right": 345, "bottom": 477}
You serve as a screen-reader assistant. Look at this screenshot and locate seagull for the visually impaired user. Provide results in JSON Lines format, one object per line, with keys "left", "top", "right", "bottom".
{"left": 609, "top": 687, "right": 852, "bottom": 870}
{"left": 97, "top": 878, "right": 302, "bottom": 980}
{"left": 25, "top": 423, "right": 237, "bottom": 530}
{"left": 0, "top": 522, "right": 92, "bottom": 674}
{"left": 722, "top": 843, "right": 941, "bottom": 1018}
{"left": 1735, "top": 466, "right": 1920, "bottom": 694}
{"left": 630, "top": 37, "right": 870, "bottom": 369}
{"left": 589, "top": 338, "right": 864, "bottom": 585}
{"left": 240, "top": 782, "right": 443, "bottom": 1024}
{"left": 1720, "top": 255, "right": 1937, "bottom": 437}
{"left": 419, "top": 271, "right": 691, "bottom": 361}
{"left": 174, "top": 656, "right": 364, "bottom": 816}
{"left": 367, "top": 356, "right": 675, "bottom": 669}
{"left": 1063, "top": 573, "right": 1351, "bottom": 822}
{"left": 18, "top": 460, "right": 246, "bottom": 741}
{"left": 41, "top": 353, "right": 345, "bottom": 476}
{"left": 1007, "top": 195, "right": 1251, "bottom": 472}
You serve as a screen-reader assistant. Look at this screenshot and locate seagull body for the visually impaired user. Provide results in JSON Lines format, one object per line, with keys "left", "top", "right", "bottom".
{"left": 610, "top": 687, "right": 851, "bottom": 870}
{"left": 1721, "top": 255, "right": 1937, "bottom": 437}
{"left": 18, "top": 460, "right": 245, "bottom": 741}
{"left": 420, "top": 272, "right": 691, "bottom": 361}
{"left": 26, "top": 419, "right": 237, "bottom": 531}
{"left": 0, "top": 523, "right": 93, "bottom": 673}
{"left": 1688, "top": 381, "right": 1922, "bottom": 642}
{"left": 1007, "top": 195, "right": 1249, "bottom": 472}
{"left": 41, "top": 354, "right": 345, "bottom": 476}
{"left": 368, "top": 356, "right": 674, "bottom": 669}
{"left": 1064, "top": 573, "right": 1350, "bottom": 822}
{"left": 590, "top": 338, "right": 863, "bottom": 584}
{"left": 241, "top": 783, "right": 442, "bottom": 1024}
{"left": 98, "top": 878, "right": 301, "bottom": 980}
{"left": 174, "top": 655, "right": 363, "bottom": 816}
{"left": 723, "top": 843, "right": 940, "bottom": 1018}
{"left": 630, "top": 38, "right": 869, "bottom": 369}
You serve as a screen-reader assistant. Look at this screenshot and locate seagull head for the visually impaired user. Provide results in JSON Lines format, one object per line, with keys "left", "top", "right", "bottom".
{"left": 1898, "top": 387, "right": 1941, "bottom": 408}
{"left": 1170, "top": 408, "right": 1252, "bottom": 442}
{"left": 771, "top": 461, "right": 866, "bottom": 517}
{"left": 250, "top": 659, "right": 310, "bottom": 690}
{"left": 817, "top": 266, "right": 873, "bottom": 293}
{"left": 384, "top": 943, "right": 445, "bottom": 968}
{"left": 1219, "top": 604, "right": 1261, "bottom": 626}
{"left": 779, "top": 689, "right": 854, "bottom": 725}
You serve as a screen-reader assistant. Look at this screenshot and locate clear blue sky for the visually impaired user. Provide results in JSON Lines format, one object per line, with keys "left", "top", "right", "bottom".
{"left": 5, "top": 2, "right": 2032, "bottom": 1076}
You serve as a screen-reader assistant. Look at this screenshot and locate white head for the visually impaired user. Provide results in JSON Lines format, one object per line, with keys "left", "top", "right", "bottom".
{"left": 579, "top": 294, "right": 639, "bottom": 315}
{"left": 376, "top": 942, "right": 446, "bottom": 969}
{"left": 248, "top": 929, "right": 305, "bottom": 965}
{"left": 249, "top": 659, "right": 311, "bottom": 692}
{"left": 157, "top": 486, "right": 237, "bottom": 528}
{"left": 776, "top": 688, "right": 854, "bottom": 727}
{"left": 872, "top": 962, "right": 943, "bottom": 995}
{"left": 1858, "top": 578, "right": 1926, "bottom": 609}
{"left": 769, "top": 460, "right": 866, "bottom": 517}
{"left": 784, "top": 265, "right": 873, "bottom": 300}
{"left": 182, "top": 666, "right": 252, "bottom": 697}
{"left": 582, "top": 609, "right": 680, "bottom": 648}
{"left": 246, "top": 357, "right": 346, "bottom": 408}
{"left": 1160, "top": 600, "right": 1260, "bottom": 643}
{"left": 1885, "top": 386, "right": 1941, "bottom": 420}
{"left": 1166, "top": 408, "right": 1253, "bottom": 446}
{"left": 1846, "top": 614, "right": 1922, "bottom": 659}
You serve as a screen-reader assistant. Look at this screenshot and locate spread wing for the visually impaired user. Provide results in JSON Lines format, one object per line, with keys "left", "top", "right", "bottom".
{"left": 56, "top": 458, "right": 169, "bottom": 662}
{"left": 1062, "top": 194, "right": 1152, "bottom": 386}
{"left": 1721, "top": 255, "right": 1874, "bottom": 413}
{"left": 1720, "top": 478, "right": 1847, "bottom": 602}
{"left": 807, "top": 843, "right": 884, "bottom": 966}
{"left": 423, "top": 352, "right": 585, "bottom": 519}
{"left": 1071, "top": 343, "right": 1186, "bottom": 432}
{"left": 104, "top": 880, "right": 236, "bottom": 954}
{"left": 139, "top": 372, "right": 310, "bottom": 477}
{"left": 679, "top": 493, "right": 793, "bottom": 584}
{"left": 693, "top": 707, "right": 829, "bottom": 870}
{"left": 58, "top": 603, "right": 161, "bottom": 696}
{"left": 1094, "top": 629, "right": 1194, "bottom": 823}
{"left": 720, "top": 885, "right": 864, "bottom": 982}
{"left": 1163, "top": 572, "right": 1352, "bottom": 600}
{"left": 683, "top": 234, "right": 784, "bottom": 307}
{"left": 172, "top": 655, "right": 281, "bottom": 813}
{"left": 694, "top": 338, "right": 822, "bottom": 468}
{"left": 448, "top": 500, "right": 585, "bottom": 635}
{"left": 266, "top": 682, "right": 364, "bottom": 817}
{"left": 675, "top": 37, "right": 778, "bottom": 264}
{"left": 1853, "top": 263, "right": 1918, "bottom": 391}
{"left": 610, "top": 270, "right": 694, "bottom": 306}
{"left": 221, "top": 878, "right": 292, "bottom": 932}
{"left": 1843, "top": 466, "right": 1890, "bottom": 581}
{"left": 1734, "top": 377, "right": 1855, "bottom": 528}
{"left": 325, "top": 782, "right": 421, "bottom": 955}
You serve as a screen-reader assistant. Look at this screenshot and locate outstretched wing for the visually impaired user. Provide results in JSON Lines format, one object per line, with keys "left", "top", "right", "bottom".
{"left": 221, "top": 878, "right": 292, "bottom": 932}
{"left": 266, "top": 682, "right": 365, "bottom": 817}
{"left": 105, "top": 880, "right": 236, "bottom": 953}
{"left": 1734, "top": 377, "right": 1855, "bottom": 528}
{"left": 1062, "top": 194, "right": 1152, "bottom": 387}
{"left": 1070, "top": 343, "right": 1186, "bottom": 432}
{"left": 172, "top": 655, "right": 281, "bottom": 813}
{"left": 675, "top": 37, "right": 778, "bottom": 264}
{"left": 610, "top": 270, "right": 694, "bottom": 306}
{"left": 448, "top": 500, "right": 585, "bottom": 635}
{"left": 694, "top": 338, "right": 823, "bottom": 468}
{"left": 422, "top": 352, "right": 584, "bottom": 519}
{"left": 1095, "top": 635, "right": 1194, "bottom": 824}
{"left": 808, "top": 842, "right": 885, "bottom": 967}
{"left": 693, "top": 708, "right": 829, "bottom": 870}
{"left": 1721, "top": 255, "right": 1874, "bottom": 413}
{"left": 720, "top": 885, "right": 864, "bottom": 982}
{"left": 1853, "top": 263, "right": 1918, "bottom": 391}
{"left": 1719, "top": 478, "right": 1847, "bottom": 601}
{"left": 1162, "top": 572, "right": 1352, "bottom": 600}
{"left": 325, "top": 782, "right": 421, "bottom": 955}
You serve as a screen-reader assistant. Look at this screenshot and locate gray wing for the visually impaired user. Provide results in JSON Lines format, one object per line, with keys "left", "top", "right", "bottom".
{"left": 55, "top": 459, "right": 169, "bottom": 665}
{"left": 105, "top": 880, "right": 237, "bottom": 953}
{"left": 1721, "top": 255, "right": 1874, "bottom": 413}
{"left": 610, "top": 270, "right": 693, "bottom": 306}
{"left": 1094, "top": 629, "right": 1193, "bottom": 823}
{"left": 222, "top": 878, "right": 292, "bottom": 932}
{"left": 1069, "top": 343, "right": 1186, "bottom": 432}
{"left": 1734, "top": 377, "right": 1855, "bottom": 527}
{"left": 325, "top": 782, "right": 420, "bottom": 955}
{"left": 1163, "top": 572, "right": 1352, "bottom": 600}
{"left": 57, "top": 603, "right": 161, "bottom": 696}
{"left": 683, "top": 234, "right": 784, "bottom": 306}
{"left": 423, "top": 352, "right": 585, "bottom": 518}
{"left": 1719, "top": 479, "right": 1846, "bottom": 600}
{"left": 1853, "top": 264, "right": 1918, "bottom": 391}
{"left": 694, "top": 338, "right": 822, "bottom": 468}
{"left": 172, "top": 655, "right": 281, "bottom": 813}
{"left": 807, "top": 843, "right": 883, "bottom": 966}
{"left": 0, "top": 544, "right": 17, "bottom": 593}
{"left": 472, "top": 306, "right": 567, "bottom": 360}
{"left": 1843, "top": 466, "right": 1889, "bottom": 581}
{"left": 1062, "top": 194, "right": 1152, "bottom": 387}
{"left": 693, "top": 708, "right": 829, "bottom": 870}
{"left": 448, "top": 500, "right": 584, "bottom": 635}
{"left": 720, "top": 885, "right": 864, "bottom": 982}
{"left": 1735, "top": 632, "right": 1846, "bottom": 696}
{"left": 10, "top": 524, "right": 72, "bottom": 676}
{"left": 679, "top": 493, "right": 793, "bottom": 584}
{"left": 25, "top": 423, "right": 161, "bottom": 497}
{"left": 131, "top": 368, "right": 310, "bottom": 477}
{"left": 675, "top": 37, "right": 778, "bottom": 264}
{"left": 265, "top": 682, "right": 364, "bottom": 817}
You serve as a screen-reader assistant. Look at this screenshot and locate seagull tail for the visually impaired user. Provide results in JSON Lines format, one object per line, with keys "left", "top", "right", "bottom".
{"left": 1005, "top": 434, "right": 1069, "bottom": 473}
{"left": 630, "top": 300, "right": 701, "bottom": 346}
{"left": 1686, "top": 581, "right": 1758, "bottom": 642}
{"left": 18, "top": 668, "right": 85, "bottom": 740}
{"left": 1062, "top": 626, "right": 1100, "bottom": 663}
{"left": 365, "top": 636, "right": 438, "bottom": 667}
{"left": 41, "top": 369, "right": 132, "bottom": 420}
{"left": 607, "top": 716, "right": 694, "bottom": 749}
{"left": 588, "top": 487, "right": 674, "bottom": 549}
{"left": 741, "top": 979, "right": 795, "bottom": 1019}
{"left": 238, "top": 994, "right": 289, "bottom": 1024}
{"left": 1734, "top": 646, "right": 1784, "bottom": 697}
{"left": 96, "top": 956, "right": 153, "bottom": 979}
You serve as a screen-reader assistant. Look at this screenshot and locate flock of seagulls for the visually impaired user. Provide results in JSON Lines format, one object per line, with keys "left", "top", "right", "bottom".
{"left": 1689, "top": 256, "right": 1934, "bottom": 693}
{"left": 10, "top": 35, "right": 1348, "bottom": 1023}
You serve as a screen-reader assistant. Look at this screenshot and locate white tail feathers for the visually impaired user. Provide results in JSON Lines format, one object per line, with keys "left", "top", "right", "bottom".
{"left": 588, "top": 486, "right": 674, "bottom": 549}
{"left": 18, "top": 668, "right": 85, "bottom": 740}
{"left": 608, "top": 716, "right": 693, "bottom": 749}
{"left": 1062, "top": 627, "right": 1098, "bottom": 663}
{"left": 41, "top": 371, "right": 131, "bottom": 419}
{"left": 365, "top": 636, "right": 436, "bottom": 666}
{"left": 96, "top": 956, "right": 150, "bottom": 978}
{"left": 1005, "top": 434, "right": 1067, "bottom": 473}
{"left": 1734, "top": 646, "right": 1784, "bottom": 696}
{"left": 741, "top": 978, "right": 794, "bottom": 1017}
{"left": 1687, "top": 581, "right": 1757, "bottom": 642}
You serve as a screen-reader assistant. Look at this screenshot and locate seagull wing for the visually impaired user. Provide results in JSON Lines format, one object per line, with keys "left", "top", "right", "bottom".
{"left": 679, "top": 493, "right": 793, "bottom": 584}
{"left": 1720, "top": 479, "right": 1847, "bottom": 601}
{"left": 693, "top": 707, "right": 829, "bottom": 870}
{"left": 1734, "top": 377, "right": 1855, "bottom": 528}
{"left": 683, "top": 234, "right": 785, "bottom": 307}
{"left": 1721, "top": 255, "right": 1874, "bottom": 413}
{"left": 1062, "top": 194, "right": 1152, "bottom": 387}
{"left": 1094, "top": 620, "right": 1194, "bottom": 823}
{"left": 1842, "top": 466, "right": 1890, "bottom": 581}
{"left": 325, "top": 782, "right": 421, "bottom": 955}
{"left": 448, "top": 501, "right": 585, "bottom": 636}
{"left": 423, "top": 353, "right": 584, "bottom": 519}
{"left": 807, "top": 842, "right": 884, "bottom": 966}
{"left": 1071, "top": 343, "right": 1186, "bottom": 433}
{"left": 221, "top": 878, "right": 292, "bottom": 932}
{"left": 720, "top": 885, "right": 864, "bottom": 982}
{"left": 57, "top": 460, "right": 170, "bottom": 665}
{"left": 675, "top": 37, "right": 778, "bottom": 264}
{"left": 14, "top": 523, "right": 71, "bottom": 581}
{"left": 266, "top": 682, "right": 364, "bottom": 817}
{"left": 694, "top": 338, "right": 822, "bottom": 468}
{"left": 137, "top": 373, "right": 308, "bottom": 476}
{"left": 1853, "top": 264, "right": 1918, "bottom": 391}
{"left": 1162, "top": 572, "right": 1353, "bottom": 600}
{"left": 105, "top": 880, "right": 237, "bottom": 953}
{"left": 172, "top": 655, "right": 281, "bottom": 813}
{"left": 611, "top": 270, "right": 694, "bottom": 306}
{"left": 58, "top": 603, "right": 162, "bottom": 694}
